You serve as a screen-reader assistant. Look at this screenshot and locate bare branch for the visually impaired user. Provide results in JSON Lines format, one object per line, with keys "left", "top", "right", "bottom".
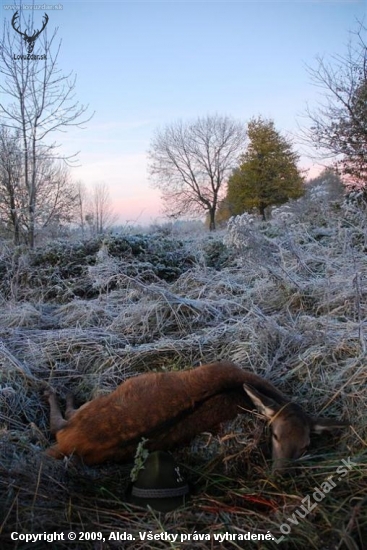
{"left": 148, "top": 114, "right": 246, "bottom": 230}
{"left": 0, "top": 9, "right": 94, "bottom": 246}
{"left": 303, "top": 22, "right": 367, "bottom": 186}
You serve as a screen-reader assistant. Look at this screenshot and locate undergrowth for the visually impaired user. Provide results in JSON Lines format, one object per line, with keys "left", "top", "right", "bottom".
{"left": 0, "top": 196, "right": 366, "bottom": 549}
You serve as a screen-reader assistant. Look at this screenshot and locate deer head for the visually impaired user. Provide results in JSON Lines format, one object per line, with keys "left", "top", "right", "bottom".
{"left": 11, "top": 11, "right": 49, "bottom": 54}
{"left": 243, "top": 384, "right": 349, "bottom": 473}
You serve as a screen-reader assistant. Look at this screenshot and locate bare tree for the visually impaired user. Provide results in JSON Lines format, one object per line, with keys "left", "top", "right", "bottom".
{"left": 74, "top": 181, "right": 88, "bottom": 237}
{"left": 34, "top": 158, "right": 78, "bottom": 229}
{"left": 0, "top": 127, "right": 79, "bottom": 244}
{"left": 304, "top": 23, "right": 367, "bottom": 186}
{"left": 0, "top": 128, "right": 23, "bottom": 243}
{"left": 86, "top": 182, "right": 117, "bottom": 235}
{"left": 148, "top": 114, "right": 246, "bottom": 230}
{"left": 0, "top": 7, "right": 93, "bottom": 247}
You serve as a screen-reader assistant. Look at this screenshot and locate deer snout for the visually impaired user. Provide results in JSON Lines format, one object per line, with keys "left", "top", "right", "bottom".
{"left": 271, "top": 431, "right": 310, "bottom": 474}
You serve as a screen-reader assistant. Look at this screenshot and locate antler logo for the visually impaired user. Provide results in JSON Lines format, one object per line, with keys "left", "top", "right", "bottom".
{"left": 11, "top": 11, "right": 49, "bottom": 54}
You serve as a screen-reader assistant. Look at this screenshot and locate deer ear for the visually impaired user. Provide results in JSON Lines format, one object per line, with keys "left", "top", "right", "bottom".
{"left": 311, "top": 418, "right": 350, "bottom": 434}
{"left": 243, "top": 384, "right": 280, "bottom": 419}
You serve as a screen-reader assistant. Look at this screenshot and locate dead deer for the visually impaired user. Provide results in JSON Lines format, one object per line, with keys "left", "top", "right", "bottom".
{"left": 44, "top": 361, "right": 347, "bottom": 472}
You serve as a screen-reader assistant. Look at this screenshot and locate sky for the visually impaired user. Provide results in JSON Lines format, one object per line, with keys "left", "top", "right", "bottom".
{"left": 1, "top": 0, "right": 366, "bottom": 226}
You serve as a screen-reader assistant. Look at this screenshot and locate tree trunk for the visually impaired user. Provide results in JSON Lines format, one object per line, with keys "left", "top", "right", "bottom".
{"left": 259, "top": 203, "right": 266, "bottom": 221}
{"left": 10, "top": 204, "right": 20, "bottom": 245}
{"left": 28, "top": 207, "right": 35, "bottom": 248}
{"left": 7, "top": 176, "right": 20, "bottom": 245}
{"left": 209, "top": 208, "right": 216, "bottom": 231}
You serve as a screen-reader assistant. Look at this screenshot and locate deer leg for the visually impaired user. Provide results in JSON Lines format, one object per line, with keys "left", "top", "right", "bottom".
{"left": 65, "top": 393, "right": 78, "bottom": 420}
{"left": 44, "top": 389, "right": 68, "bottom": 434}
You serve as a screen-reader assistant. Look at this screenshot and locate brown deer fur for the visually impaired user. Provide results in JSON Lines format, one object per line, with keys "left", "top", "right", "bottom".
{"left": 45, "top": 361, "right": 347, "bottom": 471}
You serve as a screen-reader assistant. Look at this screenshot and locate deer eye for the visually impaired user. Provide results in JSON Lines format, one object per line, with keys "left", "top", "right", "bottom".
{"left": 272, "top": 433, "right": 279, "bottom": 441}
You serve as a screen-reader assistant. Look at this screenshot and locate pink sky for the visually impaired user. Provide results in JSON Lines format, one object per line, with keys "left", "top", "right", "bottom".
{"left": 74, "top": 157, "right": 325, "bottom": 227}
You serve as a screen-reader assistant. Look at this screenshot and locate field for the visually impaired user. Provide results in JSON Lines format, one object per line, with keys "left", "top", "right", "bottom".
{"left": 0, "top": 190, "right": 366, "bottom": 549}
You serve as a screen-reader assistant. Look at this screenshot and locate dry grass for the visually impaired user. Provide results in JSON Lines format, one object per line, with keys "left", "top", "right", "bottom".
{"left": 0, "top": 201, "right": 366, "bottom": 549}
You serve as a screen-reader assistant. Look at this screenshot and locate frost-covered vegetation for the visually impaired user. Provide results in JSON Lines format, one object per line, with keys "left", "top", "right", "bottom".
{"left": 0, "top": 187, "right": 366, "bottom": 550}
